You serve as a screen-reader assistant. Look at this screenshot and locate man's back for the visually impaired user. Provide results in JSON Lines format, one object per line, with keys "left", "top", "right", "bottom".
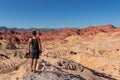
{"left": 31, "top": 38, "right": 39, "bottom": 52}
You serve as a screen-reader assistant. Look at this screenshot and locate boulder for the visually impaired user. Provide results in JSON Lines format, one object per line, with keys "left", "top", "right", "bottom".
{"left": 0, "top": 40, "right": 17, "bottom": 49}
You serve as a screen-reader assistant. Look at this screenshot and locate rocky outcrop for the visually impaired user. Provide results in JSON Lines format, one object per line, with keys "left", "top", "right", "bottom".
{"left": 11, "top": 60, "right": 84, "bottom": 80}
{"left": 0, "top": 56, "right": 26, "bottom": 74}
{"left": 0, "top": 48, "right": 27, "bottom": 74}
{"left": 11, "top": 58, "right": 115, "bottom": 80}
{"left": 0, "top": 40, "right": 17, "bottom": 49}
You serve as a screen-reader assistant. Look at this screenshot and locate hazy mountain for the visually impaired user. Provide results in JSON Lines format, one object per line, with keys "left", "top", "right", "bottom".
{"left": 0, "top": 26, "right": 60, "bottom": 32}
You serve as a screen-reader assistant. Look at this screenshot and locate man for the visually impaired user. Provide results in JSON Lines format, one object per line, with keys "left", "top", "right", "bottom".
{"left": 28, "top": 31, "right": 42, "bottom": 72}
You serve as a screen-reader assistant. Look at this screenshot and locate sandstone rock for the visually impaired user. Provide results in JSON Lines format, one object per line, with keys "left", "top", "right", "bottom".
{"left": 13, "top": 52, "right": 23, "bottom": 58}
{"left": 0, "top": 54, "right": 9, "bottom": 59}
{"left": 42, "top": 33, "right": 120, "bottom": 79}
{"left": 6, "top": 41, "right": 17, "bottom": 49}
{"left": 0, "top": 24, "right": 119, "bottom": 43}
{"left": 41, "top": 57, "right": 115, "bottom": 80}
{"left": 10, "top": 58, "right": 115, "bottom": 80}
{"left": 11, "top": 60, "right": 85, "bottom": 80}
{"left": 0, "top": 57, "right": 26, "bottom": 74}
{"left": 0, "top": 40, "right": 17, "bottom": 49}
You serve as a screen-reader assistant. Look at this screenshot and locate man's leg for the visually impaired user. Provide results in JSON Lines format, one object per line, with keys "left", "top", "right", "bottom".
{"left": 30, "top": 59, "right": 34, "bottom": 72}
{"left": 34, "top": 59, "right": 38, "bottom": 72}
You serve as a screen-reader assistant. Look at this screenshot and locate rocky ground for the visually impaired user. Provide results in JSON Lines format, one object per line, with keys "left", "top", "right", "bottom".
{"left": 0, "top": 25, "right": 120, "bottom": 80}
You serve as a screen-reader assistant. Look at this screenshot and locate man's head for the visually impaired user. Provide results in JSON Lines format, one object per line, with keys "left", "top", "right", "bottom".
{"left": 32, "top": 31, "right": 37, "bottom": 36}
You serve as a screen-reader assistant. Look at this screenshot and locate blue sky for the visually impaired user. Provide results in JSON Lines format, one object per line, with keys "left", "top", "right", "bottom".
{"left": 0, "top": 0, "right": 120, "bottom": 28}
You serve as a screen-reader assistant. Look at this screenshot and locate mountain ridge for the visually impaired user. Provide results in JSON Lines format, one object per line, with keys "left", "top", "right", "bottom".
{"left": 0, "top": 24, "right": 120, "bottom": 44}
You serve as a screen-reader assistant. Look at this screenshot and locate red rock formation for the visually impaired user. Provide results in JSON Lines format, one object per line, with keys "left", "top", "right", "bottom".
{"left": 0, "top": 24, "right": 120, "bottom": 44}
{"left": 78, "top": 24, "right": 118, "bottom": 37}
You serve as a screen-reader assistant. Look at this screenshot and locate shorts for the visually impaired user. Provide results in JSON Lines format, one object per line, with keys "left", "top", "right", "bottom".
{"left": 31, "top": 52, "right": 39, "bottom": 59}
{"left": 31, "top": 49, "right": 41, "bottom": 59}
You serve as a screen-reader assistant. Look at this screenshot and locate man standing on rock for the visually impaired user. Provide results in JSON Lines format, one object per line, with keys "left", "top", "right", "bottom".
{"left": 28, "top": 31, "right": 42, "bottom": 72}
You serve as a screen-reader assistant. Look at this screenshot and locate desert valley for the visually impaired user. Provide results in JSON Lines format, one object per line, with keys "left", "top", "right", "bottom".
{"left": 0, "top": 24, "right": 120, "bottom": 80}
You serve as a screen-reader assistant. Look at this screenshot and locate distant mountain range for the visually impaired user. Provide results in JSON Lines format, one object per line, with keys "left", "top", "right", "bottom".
{"left": 0, "top": 24, "right": 118, "bottom": 33}
{"left": 0, "top": 26, "right": 60, "bottom": 32}
{"left": 0, "top": 26, "right": 8, "bottom": 31}
{"left": 0, "top": 24, "right": 120, "bottom": 43}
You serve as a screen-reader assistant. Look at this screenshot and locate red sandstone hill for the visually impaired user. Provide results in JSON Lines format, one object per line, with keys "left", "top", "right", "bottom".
{"left": 0, "top": 24, "right": 120, "bottom": 44}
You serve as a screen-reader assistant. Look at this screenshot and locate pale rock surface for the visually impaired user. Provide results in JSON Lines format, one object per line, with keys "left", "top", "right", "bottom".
{"left": 0, "top": 40, "right": 17, "bottom": 49}
{"left": 43, "top": 33, "right": 120, "bottom": 79}
{"left": 11, "top": 58, "right": 114, "bottom": 80}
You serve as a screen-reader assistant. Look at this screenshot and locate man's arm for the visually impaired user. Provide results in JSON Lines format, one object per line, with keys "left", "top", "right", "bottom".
{"left": 38, "top": 38, "right": 42, "bottom": 51}
{"left": 28, "top": 38, "right": 31, "bottom": 54}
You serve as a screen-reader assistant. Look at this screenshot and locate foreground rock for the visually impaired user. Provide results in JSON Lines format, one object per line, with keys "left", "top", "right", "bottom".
{"left": 0, "top": 48, "right": 27, "bottom": 74}
{"left": 11, "top": 58, "right": 115, "bottom": 80}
